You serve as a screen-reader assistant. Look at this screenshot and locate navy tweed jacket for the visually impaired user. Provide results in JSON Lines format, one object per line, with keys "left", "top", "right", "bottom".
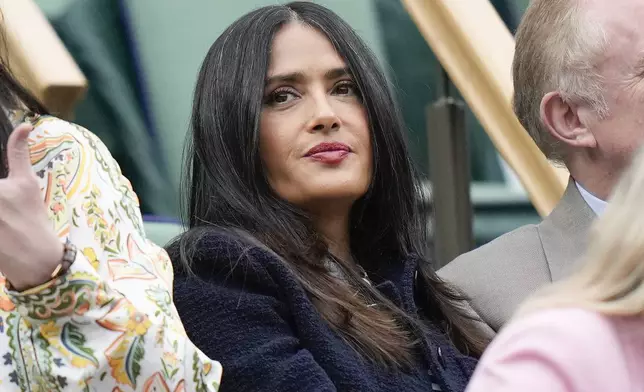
{"left": 170, "top": 232, "right": 477, "bottom": 392}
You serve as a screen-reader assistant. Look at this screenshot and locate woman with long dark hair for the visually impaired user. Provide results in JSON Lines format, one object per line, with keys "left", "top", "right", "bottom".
{"left": 0, "top": 39, "right": 221, "bottom": 391}
{"left": 170, "top": 2, "right": 484, "bottom": 391}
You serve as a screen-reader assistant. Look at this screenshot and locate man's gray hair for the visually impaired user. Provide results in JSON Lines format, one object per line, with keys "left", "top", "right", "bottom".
{"left": 513, "top": 0, "right": 609, "bottom": 163}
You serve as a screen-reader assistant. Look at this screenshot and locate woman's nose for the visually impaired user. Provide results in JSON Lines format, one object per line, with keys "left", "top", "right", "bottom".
{"left": 308, "top": 97, "right": 341, "bottom": 132}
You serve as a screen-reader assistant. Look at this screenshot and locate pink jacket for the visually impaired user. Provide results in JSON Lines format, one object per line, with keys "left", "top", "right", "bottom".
{"left": 466, "top": 308, "right": 644, "bottom": 392}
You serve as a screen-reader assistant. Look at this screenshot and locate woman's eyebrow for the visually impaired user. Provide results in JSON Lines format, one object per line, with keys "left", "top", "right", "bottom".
{"left": 265, "top": 67, "right": 350, "bottom": 87}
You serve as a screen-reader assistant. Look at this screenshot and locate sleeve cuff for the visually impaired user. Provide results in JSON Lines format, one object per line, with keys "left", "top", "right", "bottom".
{"left": 6, "top": 251, "right": 102, "bottom": 323}
{"left": 6, "top": 271, "right": 69, "bottom": 297}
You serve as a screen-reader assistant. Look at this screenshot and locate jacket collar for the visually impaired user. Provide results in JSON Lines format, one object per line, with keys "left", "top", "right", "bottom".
{"left": 365, "top": 252, "right": 419, "bottom": 311}
{"left": 538, "top": 177, "right": 596, "bottom": 281}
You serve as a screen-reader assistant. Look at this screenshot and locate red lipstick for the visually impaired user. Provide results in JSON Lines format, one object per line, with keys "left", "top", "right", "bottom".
{"left": 305, "top": 142, "right": 351, "bottom": 164}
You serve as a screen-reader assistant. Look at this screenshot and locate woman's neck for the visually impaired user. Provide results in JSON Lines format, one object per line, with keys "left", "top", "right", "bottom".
{"left": 313, "top": 211, "right": 353, "bottom": 264}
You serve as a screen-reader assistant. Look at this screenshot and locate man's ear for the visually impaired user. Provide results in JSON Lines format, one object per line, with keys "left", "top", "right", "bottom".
{"left": 540, "top": 91, "right": 597, "bottom": 148}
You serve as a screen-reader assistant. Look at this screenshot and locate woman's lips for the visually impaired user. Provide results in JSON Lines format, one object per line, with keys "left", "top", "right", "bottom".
{"left": 305, "top": 142, "right": 351, "bottom": 165}
{"left": 307, "top": 150, "right": 350, "bottom": 164}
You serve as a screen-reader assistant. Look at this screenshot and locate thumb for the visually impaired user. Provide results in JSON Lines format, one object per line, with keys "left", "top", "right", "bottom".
{"left": 6, "top": 123, "right": 34, "bottom": 178}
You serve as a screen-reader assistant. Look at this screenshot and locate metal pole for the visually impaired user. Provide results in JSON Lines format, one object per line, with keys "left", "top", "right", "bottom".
{"left": 426, "top": 80, "right": 473, "bottom": 267}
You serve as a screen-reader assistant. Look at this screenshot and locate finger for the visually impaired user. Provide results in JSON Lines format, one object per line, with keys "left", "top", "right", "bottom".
{"left": 6, "top": 123, "right": 34, "bottom": 178}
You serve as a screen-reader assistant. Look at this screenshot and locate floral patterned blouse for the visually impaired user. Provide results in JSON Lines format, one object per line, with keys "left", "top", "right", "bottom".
{"left": 0, "top": 113, "right": 222, "bottom": 391}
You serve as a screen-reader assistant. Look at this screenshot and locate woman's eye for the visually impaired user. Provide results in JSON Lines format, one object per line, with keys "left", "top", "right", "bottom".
{"left": 333, "top": 82, "right": 358, "bottom": 96}
{"left": 266, "top": 89, "right": 298, "bottom": 106}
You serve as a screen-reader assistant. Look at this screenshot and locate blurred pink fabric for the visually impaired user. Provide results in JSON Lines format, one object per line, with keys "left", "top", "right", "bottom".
{"left": 466, "top": 308, "right": 644, "bottom": 392}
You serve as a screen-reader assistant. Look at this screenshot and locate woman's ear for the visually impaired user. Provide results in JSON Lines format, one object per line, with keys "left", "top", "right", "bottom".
{"left": 540, "top": 91, "right": 597, "bottom": 149}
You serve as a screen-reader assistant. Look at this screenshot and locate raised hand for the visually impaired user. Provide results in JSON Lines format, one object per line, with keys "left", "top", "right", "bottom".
{"left": 0, "top": 123, "right": 63, "bottom": 291}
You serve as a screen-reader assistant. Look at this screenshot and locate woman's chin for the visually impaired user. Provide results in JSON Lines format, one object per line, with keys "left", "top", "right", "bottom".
{"left": 285, "top": 186, "right": 368, "bottom": 211}
{"left": 311, "top": 177, "right": 368, "bottom": 198}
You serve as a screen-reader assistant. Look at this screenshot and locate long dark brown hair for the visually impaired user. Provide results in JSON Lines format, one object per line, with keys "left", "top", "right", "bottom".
{"left": 0, "top": 24, "right": 48, "bottom": 178}
{"left": 171, "top": 1, "right": 486, "bottom": 368}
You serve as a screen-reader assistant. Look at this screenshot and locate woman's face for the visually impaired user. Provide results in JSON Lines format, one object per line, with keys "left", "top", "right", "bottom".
{"left": 259, "top": 22, "right": 372, "bottom": 213}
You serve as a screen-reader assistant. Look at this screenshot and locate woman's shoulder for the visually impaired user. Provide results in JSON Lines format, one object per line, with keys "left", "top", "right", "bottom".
{"left": 510, "top": 308, "right": 615, "bottom": 336}
{"left": 469, "top": 309, "right": 632, "bottom": 391}
{"left": 22, "top": 113, "right": 96, "bottom": 147}
{"left": 170, "top": 229, "right": 286, "bottom": 310}
{"left": 24, "top": 114, "right": 116, "bottom": 173}
{"left": 168, "top": 228, "right": 265, "bottom": 258}
{"left": 499, "top": 308, "right": 620, "bottom": 349}
{"left": 168, "top": 228, "right": 280, "bottom": 278}
{"left": 23, "top": 113, "right": 141, "bottom": 209}
{"left": 489, "top": 308, "right": 628, "bottom": 375}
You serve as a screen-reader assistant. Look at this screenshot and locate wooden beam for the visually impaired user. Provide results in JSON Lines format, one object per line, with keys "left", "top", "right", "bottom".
{"left": 402, "top": 0, "right": 568, "bottom": 216}
{"left": 0, "top": 0, "right": 87, "bottom": 119}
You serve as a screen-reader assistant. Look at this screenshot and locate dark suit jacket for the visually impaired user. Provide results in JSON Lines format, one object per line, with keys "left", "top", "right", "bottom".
{"left": 439, "top": 179, "right": 595, "bottom": 335}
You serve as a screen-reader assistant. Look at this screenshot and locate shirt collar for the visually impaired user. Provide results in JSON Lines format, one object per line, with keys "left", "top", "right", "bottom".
{"left": 575, "top": 181, "right": 607, "bottom": 216}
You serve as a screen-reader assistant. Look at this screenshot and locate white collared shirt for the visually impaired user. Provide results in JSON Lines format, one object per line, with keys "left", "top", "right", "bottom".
{"left": 575, "top": 181, "right": 607, "bottom": 216}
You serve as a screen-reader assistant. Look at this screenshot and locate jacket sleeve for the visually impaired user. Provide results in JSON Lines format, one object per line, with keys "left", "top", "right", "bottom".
{"left": 0, "top": 116, "right": 222, "bottom": 392}
{"left": 173, "top": 240, "right": 337, "bottom": 392}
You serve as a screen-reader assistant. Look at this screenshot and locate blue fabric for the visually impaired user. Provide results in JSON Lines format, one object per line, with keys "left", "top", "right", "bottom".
{"left": 142, "top": 215, "right": 181, "bottom": 224}
{"left": 116, "top": 0, "right": 158, "bottom": 140}
{"left": 170, "top": 232, "right": 477, "bottom": 392}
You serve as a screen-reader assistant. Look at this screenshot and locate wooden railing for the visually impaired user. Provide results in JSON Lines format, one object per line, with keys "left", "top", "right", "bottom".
{"left": 0, "top": 0, "right": 86, "bottom": 119}
{"left": 402, "top": 0, "right": 568, "bottom": 216}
